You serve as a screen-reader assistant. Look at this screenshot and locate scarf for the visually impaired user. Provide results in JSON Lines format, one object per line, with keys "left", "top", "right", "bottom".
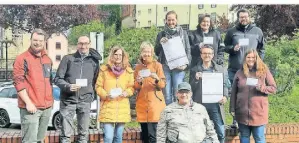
{"left": 111, "top": 65, "right": 125, "bottom": 77}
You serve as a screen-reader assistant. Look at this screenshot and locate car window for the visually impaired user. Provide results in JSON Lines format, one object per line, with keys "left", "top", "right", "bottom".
{"left": 0, "top": 88, "right": 11, "bottom": 98}
{"left": 9, "top": 88, "right": 18, "bottom": 98}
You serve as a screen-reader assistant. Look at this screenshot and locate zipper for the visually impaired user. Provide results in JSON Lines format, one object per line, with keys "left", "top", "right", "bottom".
{"left": 40, "top": 57, "right": 46, "bottom": 109}
{"left": 77, "top": 56, "right": 87, "bottom": 103}
{"left": 115, "top": 76, "right": 120, "bottom": 124}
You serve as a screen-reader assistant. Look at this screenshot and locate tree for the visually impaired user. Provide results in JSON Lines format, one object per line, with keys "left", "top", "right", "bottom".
{"left": 230, "top": 5, "right": 299, "bottom": 38}
{"left": 68, "top": 21, "right": 115, "bottom": 45}
{"left": 0, "top": 5, "right": 101, "bottom": 34}
{"left": 104, "top": 27, "right": 160, "bottom": 64}
{"left": 98, "top": 5, "right": 122, "bottom": 35}
{"left": 216, "top": 14, "right": 234, "bottom": 33}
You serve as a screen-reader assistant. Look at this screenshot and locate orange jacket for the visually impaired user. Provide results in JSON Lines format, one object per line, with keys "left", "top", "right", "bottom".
{"left": 13, "top": 48, "right": 53, "bottom": 109}
{"left": 134, "top": 61, "right": 166, "bottom": 122}
{"left": 96, "top": 64, "right": 134, "bottom": 123}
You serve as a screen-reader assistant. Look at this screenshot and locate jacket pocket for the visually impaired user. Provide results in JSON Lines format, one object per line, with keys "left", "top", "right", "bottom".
{"left": 43, "top": 64, "right": 51, "bottom": 78}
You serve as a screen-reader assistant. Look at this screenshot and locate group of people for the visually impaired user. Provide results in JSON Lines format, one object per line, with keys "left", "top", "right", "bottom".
{"left": 12, "top": 8, "right": 277, "bottom": 143}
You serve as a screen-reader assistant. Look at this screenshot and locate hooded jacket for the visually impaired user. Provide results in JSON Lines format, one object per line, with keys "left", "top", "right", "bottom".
{"left": 224, "top": 23, "right": 265, "bottom": 72}
{"left": 54, "top": 48, "right": 101, "bottom": 103}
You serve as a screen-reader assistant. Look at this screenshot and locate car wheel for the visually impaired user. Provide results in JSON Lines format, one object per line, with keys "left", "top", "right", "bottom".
{"left": 0, "top": 109, "right": 11, "bottom": 128}
{"left": 53, "top": 112, "right": 62, "bottom": 130}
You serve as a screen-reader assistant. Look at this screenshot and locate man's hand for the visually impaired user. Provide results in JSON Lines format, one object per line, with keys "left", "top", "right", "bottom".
{"left": 160, "top": 37, "right": 168, "bottom": 44}
{"left": 218, "top": 96, "right": 227, "bottom": 104}
{"left": 70, "top": 84, "right": 80, "bottom": 91}
{"left": 234, "top": 44, "right": 240, "bottom": 51}
{"left": 26, "top": 102, "right": 37, "bottom": 114}
{"left": 120, "top": 91, "right": 128, "bottom": 98}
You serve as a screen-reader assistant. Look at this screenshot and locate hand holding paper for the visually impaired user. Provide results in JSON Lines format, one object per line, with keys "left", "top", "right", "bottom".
{"left": 109, "top": 88, "right": 123, "bottom": 99}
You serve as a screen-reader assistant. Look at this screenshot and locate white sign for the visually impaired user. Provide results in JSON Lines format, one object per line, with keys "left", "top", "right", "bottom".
{"left": 162, "top": 36, "right": 189, "bottom": 70}
{"left": 246, "top": 78, "right": 258, "bottom": 86}
{"left": 202, "top": 73, "right": 223, "bottom": 103}
{"left": 76, "top": 79, "right": 87, "bottom": 87}
{"left": 239, "top": 38, "right": 249, "bottom": 46}
{"left": 110, "top": 88, "right": 123, "bottom": 98}
{"left": 139, "top": 69, "right": 151, "bottom": 78}
{"left": 203, "top": 37, "right": 214, "bottom": 45}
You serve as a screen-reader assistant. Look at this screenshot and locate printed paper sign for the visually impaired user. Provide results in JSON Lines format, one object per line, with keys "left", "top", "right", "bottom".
{"left": 76, "top": 79, "right": 87, "bottom": 87}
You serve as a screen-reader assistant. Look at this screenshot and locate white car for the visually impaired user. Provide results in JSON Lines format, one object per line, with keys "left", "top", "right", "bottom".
{"left": 0, "top": 84, "right": 99, "bottom": 130}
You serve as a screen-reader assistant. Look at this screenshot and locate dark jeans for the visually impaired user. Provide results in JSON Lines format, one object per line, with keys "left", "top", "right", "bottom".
{"left": 140, "top": 123, "right": 158, "bottom": 143}
{"left": 59, "top": 101, "right": 91, "bottom": 143}
{"left": 238, "top": 123, "right": 266, "bottom": 143}
{"left": 204, "top": 104, "right": 225, "bottom": 143}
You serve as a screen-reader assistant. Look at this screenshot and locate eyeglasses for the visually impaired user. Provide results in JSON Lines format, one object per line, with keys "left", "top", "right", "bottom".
{"left": 201, "top": 53, "right": 213, "bottom": 56}
{"left": 77, "top": 42, "right": 90, "bottom": 46}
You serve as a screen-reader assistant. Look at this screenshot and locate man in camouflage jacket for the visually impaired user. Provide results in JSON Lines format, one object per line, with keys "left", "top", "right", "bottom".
{"left": 157, "top": 82, "right": 219, "bottom": 143}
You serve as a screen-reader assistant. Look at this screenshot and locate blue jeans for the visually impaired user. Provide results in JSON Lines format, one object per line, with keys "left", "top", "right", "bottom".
{"left": 103, "top": 123, "right": 125, "bottom": 143}
{"left": 163, "top": 65, "right": 186, "bottom": 105}
{"left": 204, "top": 104, "right": 225, "bottom": 143}
{"left": 228, "top": 70, "right": 237, "bottom": 85}
{"left": 238, "top": 123, "right": 266, "bottom": 143}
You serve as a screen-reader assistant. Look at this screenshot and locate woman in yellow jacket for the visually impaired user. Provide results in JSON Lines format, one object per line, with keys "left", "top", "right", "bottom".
{"left": 95, "top": 45, "right": 134, "bottom": 143}
{"left": 134, "top": 41, "right": 166, "bottom": 143}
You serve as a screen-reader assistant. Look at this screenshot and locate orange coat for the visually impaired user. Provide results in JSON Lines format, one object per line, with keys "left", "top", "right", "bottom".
{"left": 96, "top": 65, "right": 134, "bottom": 123}
{"left": 134, "top": 61, "right": 166, "bottom": 122}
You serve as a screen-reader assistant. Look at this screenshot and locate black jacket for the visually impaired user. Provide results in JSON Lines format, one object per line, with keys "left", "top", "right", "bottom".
{"left": 54, "top": 48, "right": 101, "bottom": 103}
{"left": 224, "top": 23, "right": 265, "bottom": 72}
{"left": 189, "top": 28, "right": 225, "bottom": 69}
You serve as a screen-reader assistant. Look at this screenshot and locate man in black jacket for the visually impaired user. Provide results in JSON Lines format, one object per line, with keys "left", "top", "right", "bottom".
{"left": 54, "top": 36, "right": 101, "bottom": 143}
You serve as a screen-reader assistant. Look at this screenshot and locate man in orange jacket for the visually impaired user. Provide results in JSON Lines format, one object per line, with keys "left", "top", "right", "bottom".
{"left": 13, "top": 29, "right": 53, "bottom": 143}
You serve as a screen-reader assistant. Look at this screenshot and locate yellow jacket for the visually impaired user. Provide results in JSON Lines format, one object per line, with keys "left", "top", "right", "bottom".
{"left": 95, "top": 64, "right": 134, "bottom": 123}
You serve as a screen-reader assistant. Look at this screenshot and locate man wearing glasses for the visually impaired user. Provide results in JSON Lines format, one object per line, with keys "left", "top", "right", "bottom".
{"left": 224, "top": 9, "right": 265, "bottom": 128}
{"left": 54, "top": 36, "right": 102, "bottom": 143}
{"left": 189, "top": 45, "right": 229, "bottom": 143}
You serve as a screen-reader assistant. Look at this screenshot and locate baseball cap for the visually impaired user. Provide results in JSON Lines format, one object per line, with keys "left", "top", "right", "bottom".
{"left": 177, "top": 82, "right": 192, "bottom": 91}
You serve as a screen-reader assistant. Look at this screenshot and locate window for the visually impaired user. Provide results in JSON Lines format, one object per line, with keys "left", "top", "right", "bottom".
{"left": 9, "top": 88, "right": 17, "bottom": 98}
{"left": 198, "top": 4, "right": 204, "bottom": 9}
{"left": 148, "top": 20, "right": 151, "bottom": 26}
{"left": 211, "top": 12, "right": 217, "bottom": 23}
{"left": 138, "top": 10, "right": 141, "bottom": 16}
{"left": 180, "top": 24, "right": 189, "bottom": 30}
{"left": 56, "top": 55, "right": 61, "bottom": 61}
{"left": 211, "top": 4, "right": 217, "bottom": 8}
{"left": 56, "top": 42, "right": 61, "bottom": 50}
{"left": 164, "top": 7, "right": 167, "bottom": 12}
{"left": 148, "top": 9, "right": 152, "bottom": 14}
{"left": 0, "top": 88, "right": 11, "bottom": 98}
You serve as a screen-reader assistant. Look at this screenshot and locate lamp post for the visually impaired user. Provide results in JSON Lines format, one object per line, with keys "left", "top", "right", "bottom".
{"left": 0, "top": 38, "right": 15, "bottom": 81}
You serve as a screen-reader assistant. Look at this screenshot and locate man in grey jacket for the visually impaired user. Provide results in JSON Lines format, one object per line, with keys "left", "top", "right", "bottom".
{"left": 157, "top": 82, "right": 219, "bottom": 143}
{"left": 54, "top": 36, "right": 101, "bottom": 143}
{"left": 224, "top": 9, "right": 265, "bottom": 85}
{"left": 224, "top": 9, "right": 265, "bottom": 128}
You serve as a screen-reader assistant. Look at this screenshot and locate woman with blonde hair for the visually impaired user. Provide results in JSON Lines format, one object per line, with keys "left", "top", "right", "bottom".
{"left": 230, "top": 49, "right": 277, "bottom": 143}
{"left": 96, "top": 45, "right": 134, "bottom": 143}
{"left": 135, "top": 41, "right": 166, "bottom": 143}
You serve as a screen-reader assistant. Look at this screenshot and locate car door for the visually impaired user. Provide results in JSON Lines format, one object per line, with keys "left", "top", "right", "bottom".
{"left": 7, "top": 87, "right": 20, "bottom": 123}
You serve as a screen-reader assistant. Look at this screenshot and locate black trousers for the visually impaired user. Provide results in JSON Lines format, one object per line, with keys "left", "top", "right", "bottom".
{"left": 140, "top": 122, "right": 158, "bottom": 143}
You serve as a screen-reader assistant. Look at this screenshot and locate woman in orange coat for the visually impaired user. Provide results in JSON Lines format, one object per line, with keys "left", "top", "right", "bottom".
{"left": 96, "top": 45, "right": 134, "bottom": 143}
{"left": 134, "top": 41, "right": 166, "bottom": 143}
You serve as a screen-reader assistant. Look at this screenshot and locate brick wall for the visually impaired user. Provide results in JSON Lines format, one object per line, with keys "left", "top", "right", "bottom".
{"left": 1, "top": 123, "right": 299, "bottom": 143}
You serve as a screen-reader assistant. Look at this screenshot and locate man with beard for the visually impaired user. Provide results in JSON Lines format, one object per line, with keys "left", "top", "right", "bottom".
{"left": 224, "top": 9, "right": 265, "bottom": 127}
{"left": 13, "top": 29, "right": 53, "bottom": 143}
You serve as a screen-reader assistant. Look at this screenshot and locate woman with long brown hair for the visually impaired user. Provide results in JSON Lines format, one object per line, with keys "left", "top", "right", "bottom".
{"left": 95, "top": 45, "right": 134, "bottom": 143}
{"left": 230, "top": 49, "right": 277, "bottom": 143}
